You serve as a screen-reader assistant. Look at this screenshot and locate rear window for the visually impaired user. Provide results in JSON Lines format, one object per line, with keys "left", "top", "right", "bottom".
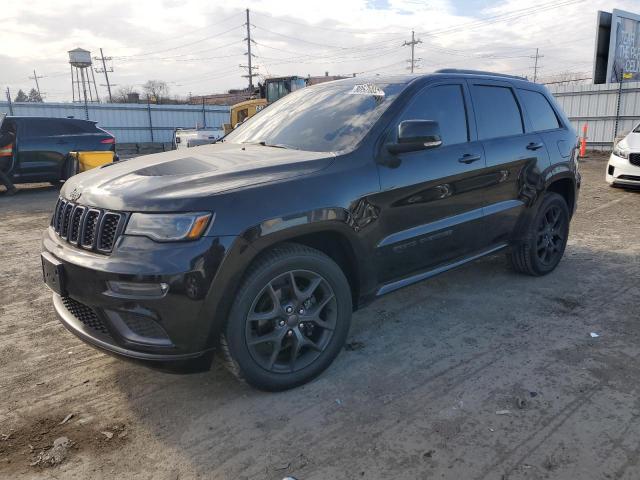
{"left": 471, "top": 85, "right": 524, "bottom": 140}
{"left": 518, "top": 89, "right": 561, "bottom": 132}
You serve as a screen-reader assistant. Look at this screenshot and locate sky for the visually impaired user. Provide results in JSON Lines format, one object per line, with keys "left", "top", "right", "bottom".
{"left": 1, "top": 0, "right": 637, "bottom": 102}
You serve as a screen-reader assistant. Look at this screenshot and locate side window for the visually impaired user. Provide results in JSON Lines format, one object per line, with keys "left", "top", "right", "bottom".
{"left": 23, "top": 119, "right": 50, "bottom": 137}
{"left": 24, "top": 120, "right": 79, "bottom": 137}
{"left": 398, "top": 84, "right": 469, "bottom": 146}
{"left": 471, "top": 85, "right": 524, "bottom": 140}
{"left": 518, "top": 89, "right": 561, "bottom": 132}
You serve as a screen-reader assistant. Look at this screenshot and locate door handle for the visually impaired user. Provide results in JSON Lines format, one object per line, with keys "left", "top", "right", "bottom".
{"left": 458, "top": 153, "right": 481, "bottom": 164}
{"left": 526, "top": 142, "right": 544, "bottom": 151}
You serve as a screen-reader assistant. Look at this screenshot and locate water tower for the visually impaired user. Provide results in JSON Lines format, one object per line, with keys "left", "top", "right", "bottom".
{"left": 69, "top": 48, "right": 100, "bottom": 106}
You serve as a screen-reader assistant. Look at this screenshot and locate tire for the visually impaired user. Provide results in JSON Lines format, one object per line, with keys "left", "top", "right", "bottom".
{"left": 221, "top": 243, "right": 352, "bottom": 391}
{"left": 508, "top": 192, "right": 570, "bottom": 276}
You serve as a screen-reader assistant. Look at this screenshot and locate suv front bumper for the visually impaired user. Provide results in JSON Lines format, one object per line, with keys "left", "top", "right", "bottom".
{"left": 606, "top": 152, "right": 640, "bottom": 186}
{"left": 42, "top": 226, "right": 239, "bottom": 372}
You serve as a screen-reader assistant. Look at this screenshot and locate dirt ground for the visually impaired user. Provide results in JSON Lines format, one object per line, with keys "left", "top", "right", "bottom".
{"left": 1, "top": 152, "right": 639, "bottom": 480}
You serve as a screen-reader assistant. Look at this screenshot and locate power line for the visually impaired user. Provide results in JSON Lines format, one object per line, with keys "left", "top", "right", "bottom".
{"left": 133, "top": 11, "right": 244, "bottom": 48}
{"left": 115, "top": 41, "right": 244, "bottom": 62}
{"left": 415, "top": 0, "right": 585, "bottom": 39}
{"left": 251, "top": 10, "right": 406, "bottom": 35}
{"left": 116, "top": 24, "right": 244, "bottom": 59}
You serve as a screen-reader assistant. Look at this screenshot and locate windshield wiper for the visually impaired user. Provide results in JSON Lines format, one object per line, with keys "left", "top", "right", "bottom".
{"left": 240, "top": 141, "right": 297, "bottom": 150}
{"left": 258, "top": 141, "right": 291, "bottom": 149}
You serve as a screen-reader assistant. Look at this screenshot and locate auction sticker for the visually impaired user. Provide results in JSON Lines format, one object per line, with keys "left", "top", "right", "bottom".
{"left": 348, "top": 84, "right": 385, "bottom": 96}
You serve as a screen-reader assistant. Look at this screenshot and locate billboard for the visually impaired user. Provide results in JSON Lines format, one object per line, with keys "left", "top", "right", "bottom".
{"left": 593, "top": 9, "right": 640, "bottom": 84}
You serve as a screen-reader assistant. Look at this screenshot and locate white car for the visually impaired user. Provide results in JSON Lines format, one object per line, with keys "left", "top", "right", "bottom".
{"left": 606, "top": 124, "right": 640, "bottom": 186}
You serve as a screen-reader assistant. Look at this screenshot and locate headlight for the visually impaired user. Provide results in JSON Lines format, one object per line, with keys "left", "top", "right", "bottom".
{"left": 125, "top": 212, "right": 212, "bottom": 241}
{"left": 613, "top": 144, "right": 630, "bottom": 159}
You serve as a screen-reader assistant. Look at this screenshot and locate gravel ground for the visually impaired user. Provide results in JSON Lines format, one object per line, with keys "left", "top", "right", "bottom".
{"left": 1, "top": 152, "right": 639, "bottom": 480}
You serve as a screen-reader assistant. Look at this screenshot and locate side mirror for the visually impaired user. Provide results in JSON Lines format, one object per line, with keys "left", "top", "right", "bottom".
{"left": 387, "top": 120, "right": 442, "bottom": 154}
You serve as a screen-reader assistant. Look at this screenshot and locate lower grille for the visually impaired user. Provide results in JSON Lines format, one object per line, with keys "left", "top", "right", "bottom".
{"left": 61, "top": 296, "right": 112, "bottom": 339}
{"left": 618, "top": 174, "right": 640, "bottom": 182}
{"left": 630, "top": 153, "right": 640, "bottom": 167}
{"left": 121, "top": 314, "right": 170, "bottom": 340}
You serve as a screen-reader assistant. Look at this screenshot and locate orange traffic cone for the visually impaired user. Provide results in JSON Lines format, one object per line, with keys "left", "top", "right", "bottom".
{"left": 579, "top": 123, "right": 588, "bottom": 157}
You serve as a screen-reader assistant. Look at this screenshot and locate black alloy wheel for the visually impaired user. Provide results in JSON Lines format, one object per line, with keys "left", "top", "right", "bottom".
{"left": 245, "top": 270, "right": 337, "bottom": 373}
{"left": 508, "top": 192, "right": 570, "bottom": 276}
{"left": 221, "top": 243, "right": 352, "bottom": 391}
{"left": 535, "top": 203, "right": 566, "bottom": 267}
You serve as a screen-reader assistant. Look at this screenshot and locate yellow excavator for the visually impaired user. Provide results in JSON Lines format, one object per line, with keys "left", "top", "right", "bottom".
{"left": 223, "top": 76, "right": 306, "bottom": 134}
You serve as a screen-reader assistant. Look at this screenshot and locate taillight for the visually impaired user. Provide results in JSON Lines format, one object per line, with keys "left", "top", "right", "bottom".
{"left": 101, "top": 137, "right": 115, "bottom": 144}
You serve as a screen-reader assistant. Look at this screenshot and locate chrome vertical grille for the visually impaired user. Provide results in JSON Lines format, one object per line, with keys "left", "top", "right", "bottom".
{"left": 51, "top": 198, "right": 126, "bottom": 254}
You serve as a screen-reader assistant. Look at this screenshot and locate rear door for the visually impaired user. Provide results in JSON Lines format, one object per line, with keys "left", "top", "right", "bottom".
{"left": 516, "top": 87, "right": 573, "bottom": 164}
{"left": 467, "top": 80, "right": 550, "bottom": 247}
{"left": 373, "top": 81, "right": 490, "bottom": 284}
{"left": 16, "top": 119, "right": 78, "bottom": 179}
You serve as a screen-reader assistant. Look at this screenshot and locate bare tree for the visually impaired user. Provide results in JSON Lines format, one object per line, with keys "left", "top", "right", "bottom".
{"left": 114, "top": 85, "right": 140, "bottom": 103}
{"left": 142, "top": 80, "right": 170, "bottom": 104}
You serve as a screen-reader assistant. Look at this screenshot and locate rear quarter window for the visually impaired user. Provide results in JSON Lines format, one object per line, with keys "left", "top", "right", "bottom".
{"left": 518, "top": 89, "right": 561, "bottom": 132}
{"left": 471, "top": 85, "right": 524, "bottom": 140}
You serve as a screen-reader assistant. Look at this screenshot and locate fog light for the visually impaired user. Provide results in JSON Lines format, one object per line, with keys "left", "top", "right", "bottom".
{"left": 105, "top": 281, "right": 169, "bottom": 298}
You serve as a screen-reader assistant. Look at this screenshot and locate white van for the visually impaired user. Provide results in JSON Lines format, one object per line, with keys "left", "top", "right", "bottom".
{"left": 173, "top": 126, "right": 224, "bottom": 150}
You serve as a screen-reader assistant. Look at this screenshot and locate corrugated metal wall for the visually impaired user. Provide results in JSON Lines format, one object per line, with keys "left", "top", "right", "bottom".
{"left": 2, "top": 83, "right": 639, "bottom": 150}
{"left": 548, "top": 81, "right": 640, "bottom": 151}
{"left": 0, "top": 101, "right": 230, "bottom": 144}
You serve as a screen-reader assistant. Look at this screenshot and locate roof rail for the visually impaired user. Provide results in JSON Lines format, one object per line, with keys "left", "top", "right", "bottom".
{"left": 434, "top": 69, "right": 528, "bottom": 81}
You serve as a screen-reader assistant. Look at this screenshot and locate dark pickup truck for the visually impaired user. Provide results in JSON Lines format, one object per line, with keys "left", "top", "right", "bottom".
{"left": 0, "top": 115, "right": 115, "bottom": 184}
{"left": 42, "top": 70, "right": 579, "bottom": 391}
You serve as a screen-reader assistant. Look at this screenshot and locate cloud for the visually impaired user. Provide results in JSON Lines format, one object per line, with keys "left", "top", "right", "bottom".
{"left": 1, "top": 0, "right": 638, "bottom": 101}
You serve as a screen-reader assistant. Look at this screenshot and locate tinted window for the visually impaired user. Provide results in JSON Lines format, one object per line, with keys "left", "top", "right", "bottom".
{"left": 226, "top": 82, "right": 405, "bottom": 152}
{"left": 471, "top": 85, "right": 523, "bottom": 140}
{"left": 518, "top": 89, "right": 560, "bottom": 131}
{"left": 24, "top": 119, "right": 87, "bottom": 137}
{"left": 398, "top": 84, "right": 468, "bottom": 145}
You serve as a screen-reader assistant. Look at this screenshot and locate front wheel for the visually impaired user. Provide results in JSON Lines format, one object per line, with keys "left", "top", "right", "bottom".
{"left": 508, "top": 192, "right": 570, "bottom": 276}
{"left": 221, "top": 243, "right": 352, "bottom": 391}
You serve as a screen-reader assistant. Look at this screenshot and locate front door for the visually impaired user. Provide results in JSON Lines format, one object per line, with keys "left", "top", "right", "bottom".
{"left": 372, "top": 81, "right": 490, "bottom": 285}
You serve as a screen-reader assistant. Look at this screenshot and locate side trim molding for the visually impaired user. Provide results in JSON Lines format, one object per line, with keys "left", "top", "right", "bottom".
{"left": 376, "top": 243, "right": 508, "bottom": 296}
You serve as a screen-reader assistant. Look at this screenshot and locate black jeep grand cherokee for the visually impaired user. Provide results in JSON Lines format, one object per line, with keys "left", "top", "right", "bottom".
{"left": 42, "top": 70, "right": 580, "bottom": 391}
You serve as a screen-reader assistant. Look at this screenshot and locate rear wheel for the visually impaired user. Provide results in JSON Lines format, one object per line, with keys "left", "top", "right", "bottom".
{"left": 508, "top": 192, "right": 570, "bottom": 276}
{"left": 221, "top": 243, "right": 352, "bottom": 391}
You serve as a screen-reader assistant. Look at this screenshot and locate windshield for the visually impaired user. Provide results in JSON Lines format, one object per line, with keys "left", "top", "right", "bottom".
{"left": 225, "top": 81, "right": 405, "bottom": 152}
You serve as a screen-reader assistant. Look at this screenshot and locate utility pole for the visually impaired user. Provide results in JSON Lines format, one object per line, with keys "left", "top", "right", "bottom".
{"left": 29, "top": 69, "right": 44, "bottom": 96}
{"left": 242, "top": 8, "right": 258, "bottom": 92}
{"left": 531, "top": 48, "right": 544, "bottom": 82}
{"left": 95, "top": 48, "right": 114, "bottom": 102}
{"left": 6, "top": 87, "right": 14, "bottom": 115}
{"left": 403, "top": 31, "right": 422, "bottom": 74}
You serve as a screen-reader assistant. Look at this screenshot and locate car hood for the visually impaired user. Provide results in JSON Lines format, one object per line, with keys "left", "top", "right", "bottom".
{"left": 61, "top": 143, "right": 334, "bottom": 211}
{"left": 620, "top": 131, "right": 640, "bottom": 150}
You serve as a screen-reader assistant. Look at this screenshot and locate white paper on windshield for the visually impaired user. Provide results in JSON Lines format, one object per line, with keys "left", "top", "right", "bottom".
{"left": 348, "top": 84, "right": 385, "bottom": 97}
